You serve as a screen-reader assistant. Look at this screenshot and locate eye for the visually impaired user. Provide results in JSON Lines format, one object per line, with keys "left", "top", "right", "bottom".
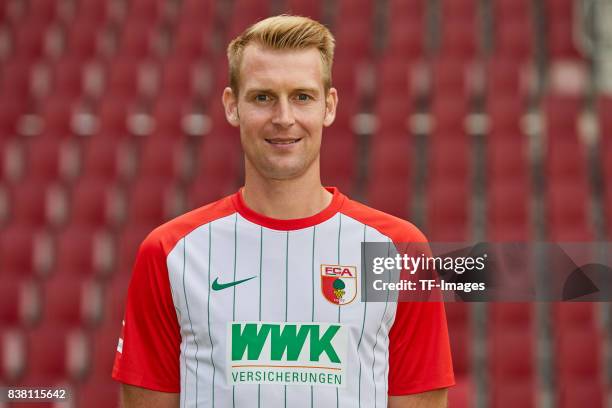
{"left": 255, "top": 94, "right": 270, "bottom": 102}
{"left": 296, "top": 93, "right": 312, "bottom": 101}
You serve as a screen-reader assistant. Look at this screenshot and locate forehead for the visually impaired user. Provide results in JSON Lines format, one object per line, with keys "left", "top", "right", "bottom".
{"left": 239, "top": 44, "right": 325, "bottom": 93}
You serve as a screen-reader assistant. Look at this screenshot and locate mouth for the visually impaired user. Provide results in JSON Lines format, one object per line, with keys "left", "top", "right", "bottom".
{"left": 265, "top": 138, "right": 302, "bottom": 145}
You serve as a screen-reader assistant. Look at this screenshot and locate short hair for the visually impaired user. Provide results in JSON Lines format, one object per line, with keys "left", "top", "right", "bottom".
{"left": 227, "top": 15, "right": 335, "bottom": 95}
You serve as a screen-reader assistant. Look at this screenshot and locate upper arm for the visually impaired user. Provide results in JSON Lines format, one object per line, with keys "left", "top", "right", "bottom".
{"left": 388, "top": 301, "right": 455, "bottom": 394}
{"left": 388, "top": 388, "right": 448, "bottom": 408}
{"left": 121, "top": 384, "right": 179, "bottom": 408}
{"left": 112, "top": 234, "right": 182, "bottom": 392}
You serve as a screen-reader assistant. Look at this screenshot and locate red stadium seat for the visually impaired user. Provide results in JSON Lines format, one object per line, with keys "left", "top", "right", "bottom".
{"left": 137, "top": 137, "right": 188, "bottom": 181}
{"left": 39, "top": 95, "right": 79, "bottom": 138}
{"left": 179, "top": 0, "right": 216, "bottom": 25}
{"left": 487, "top": 136, "right": 529, "bottom": 181}
{"left": 546, "top": 180, "right": 593, "bottom": 240}
{"left": 439, "top": 19, "right": 478, "bottom": 60}
{"left": 0, "top": 327, "right": 26, "bottom": 384}
{"left": 366, "top": 176, "right": 411, "bottom": 220}
{"left": 488, "top": 329, "right": 536, "bottom": 381}
{"left": 430, "top": 98, "right": 469, "bottom": 134}
{"left": 555, "top": 328, "right": 605, "bottom": 387}
{"left": 546, "top": 137, "right": 588, "bottom": 181}
{"left": 543, "top": 94, "right": 583, "bottom": 137}
{"left": 376, "top": 56, "right": 415, "bottom": 97}
{"left": 447, "top": 376, "right": 475, "bottom": 408}
{"left": 489, "top": 303, "right": 534, "bottom": 329}
{"left": 494, "top": 19, "right": 534, "bottom": 61}
{"left": 125, "top": 0, "right": 165, "bottom": 25}
{"left": 23, "top": 138, "right": 77, "bottom": 182}
{"left": 373, "top": 87, "right": 413, "bottom": 135}
{"left": 492, "top": 0, "right": 531, "bottom": 21}
{"left": 0, "top": 57, "right": 35, "bottom": 102}
{"left": 24, "top": 324, "right": 89, "bottom": 382}
{"left": 0, "top": 277, "right": 39, "bottom": 327}
{"left": 430, "top": 56, "right": 472, "bottom": 100}
{"left": 448, "top": 325, "right": 471, "bottom": 377}
{"left": 102, "top": 274, "right": 130, "bottom": 329}
{"left": 486, "top": 180, "right": 531, "bottom": 241}
{"left": 97, "top": 96, "right": 138, "bottom": 137}
{"left": 115, "top": 21, "right": 159, "bottom": 60}
{"left": 195, "top": 131, "right": 241, "bottom": 185}
{"left": 80, "top": 136, "right": 135, "bottom": 182}
{"left": 27, "top": 0, "right": 63, "bottom": 24}
{"left": 88, "top": 326, "right": 121, "bottom": 381}
{"left": 69, "top": 176, "right": 121, "bottom": 227}
{"left": 426, "top": 181, "right": 470, "bottom": 241}
{"left": 486, "top": 95, "right": 525, "bottom": 134}
{"left": 551, "top": 302, "right": 598, "bottom": 331}
{"left": 544, "top": 3, "right": 583, "bottom": 60}
{"left": 76, "top": 380, "right": 120, "bottom": 408}
{"left": 336, "top": 0, "right": 374, "bottom": 24}
{"left": 105, "top": 56, "right": 145, "bottom": 100}
{"left": 172, "top": 20, "right": 214, "bottom": 60}
{"left": 53, "top": 225, "right": 114, "bottom": 279}
{"left": 285, "top": 0, "right": 322, "bottom": 21}
{"left": 12, "top": 18, "right": 50, "bottom": 59}
{"left": 157, "top": 57, "right": 198, "bottom": 101}
{"left": 115, "top": 224, "right": 152, "bottom": 276}
{"left": 445, "top": 302, "right": 470, "bottom": 329}
{"left": 428, "top": 137, "right": 471, "bottom": 182}
{"left": 125, "top": 178, "right": 180, "bottom": 226}
{"left": 0, "top": 224, "right": 51, "bottom": 278}
{"left": 41, "top": 276, "right": 102, "bottom": 327}
{"left": 441, "top": 0, "right": 478, "bottom": 21}
{"left": 490, "top": 380, "right": 537, "bottom": 408}
{"left": 0, "top": 99, "right": 27, "bottom": 135}
{"left": 388, "top": 0, "right": 426, "bottom": 21}
{"left": 386, "top": 17, "right": 425, "bottom": 61}
{"left": 557, "top": 381, "right": 607, "bottom": 408}
{"left": 367, "top": 137, "right": 413, "bottom": 218}
{"left": 334, "top": 20, "right": 373, "bottom": 63}
{"left": 226, "top": 0, "right": 271, "bottom": 41}
{"left": 5, "top": 179, "right": 57, "bottom": 227}
{"left": 74, "top": 0, "right": 116, "bottom": 27}
{"left": 65, "top": 19, "right": 102, "bottom": 59}
{"left": 597, "top": 95, "right": 612, "bottom": 151}
{"left": 320, "top": 128, "right": 357, "bottom": 194}
{"left": 606, "top": 185, "right": 612, "bottom": 239}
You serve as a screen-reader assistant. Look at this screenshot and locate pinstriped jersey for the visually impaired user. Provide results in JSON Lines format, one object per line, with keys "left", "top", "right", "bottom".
{"left": 112, "top": 187, "right": 454, "bottom": 407}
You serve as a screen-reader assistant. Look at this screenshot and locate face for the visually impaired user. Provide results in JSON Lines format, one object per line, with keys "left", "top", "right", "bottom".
{"left": 222, "top": 44, "right": 338, "bottom": 181}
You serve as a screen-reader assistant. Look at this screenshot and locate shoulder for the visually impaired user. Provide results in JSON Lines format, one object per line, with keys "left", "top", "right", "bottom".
{"left": 141, "top": 194, "right": 237, "bottom": 257}
{"left": 339, "top": 197, "right": 428, "bottom": 244}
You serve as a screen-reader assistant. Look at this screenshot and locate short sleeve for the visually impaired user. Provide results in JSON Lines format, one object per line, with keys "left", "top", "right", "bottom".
{"left": 388, "top": 301, "right": 455, "bottom": 395}
{"left": 112, "top": 234, "right": 181, "bottom": 392}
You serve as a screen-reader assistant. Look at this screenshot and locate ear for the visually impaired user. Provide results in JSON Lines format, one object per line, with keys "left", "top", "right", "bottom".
{"left": 222, "top": 87, "right": 240, "bottom": 127}
{"left": 323, "top": 87, "right": 338, "bottom": 127}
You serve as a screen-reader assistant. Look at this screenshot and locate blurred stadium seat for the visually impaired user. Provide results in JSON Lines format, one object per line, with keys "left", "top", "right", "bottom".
{"left": 0, "top": 1, "right": 610, "bottom": 406}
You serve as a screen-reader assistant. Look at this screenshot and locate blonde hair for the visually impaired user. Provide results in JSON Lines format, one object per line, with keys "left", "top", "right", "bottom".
{"left": 227, "top": 15, "right": 335, "bottom": 94}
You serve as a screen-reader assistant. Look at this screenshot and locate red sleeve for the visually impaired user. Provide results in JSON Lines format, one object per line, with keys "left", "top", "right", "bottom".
{"left": 388, "top": 300, "right": 455, "bottom": 395}
{"left": 111, "top": 233, "right": 181, "bottom": 392}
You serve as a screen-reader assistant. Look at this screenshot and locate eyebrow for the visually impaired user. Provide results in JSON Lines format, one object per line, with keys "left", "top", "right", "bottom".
{"left": 244, "top": 88, "right": 321, "bottom": 97}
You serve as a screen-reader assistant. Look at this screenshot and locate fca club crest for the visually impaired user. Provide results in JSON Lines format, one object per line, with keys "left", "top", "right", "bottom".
{"left": 321, "top": 264, "right": 357, "bottom": 305}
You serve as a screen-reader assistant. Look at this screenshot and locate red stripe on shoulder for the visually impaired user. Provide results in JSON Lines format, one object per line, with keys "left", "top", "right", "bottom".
{"left": 340, "top": 197, "right": 427, "bottom": 243}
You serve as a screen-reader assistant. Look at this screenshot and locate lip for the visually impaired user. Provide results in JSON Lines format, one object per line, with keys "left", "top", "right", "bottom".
{"left": 265, "top": 138, "right": 302, "bottom": 146}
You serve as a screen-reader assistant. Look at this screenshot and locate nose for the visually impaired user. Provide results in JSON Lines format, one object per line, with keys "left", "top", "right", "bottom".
{"left": 271, "top": 98, "right": 295, "bottom": 128}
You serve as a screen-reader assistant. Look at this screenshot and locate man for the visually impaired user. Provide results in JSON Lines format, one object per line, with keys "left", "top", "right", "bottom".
{"left": 112, "top": 15, "right": 454, "bottom": 407}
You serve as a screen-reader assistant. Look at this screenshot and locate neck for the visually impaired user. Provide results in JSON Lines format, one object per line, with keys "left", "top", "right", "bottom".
{"left": 242, "top": 162, "right": 333, "bottom": 220}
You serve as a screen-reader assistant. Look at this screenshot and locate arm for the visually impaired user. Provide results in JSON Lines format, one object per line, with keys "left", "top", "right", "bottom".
{"left": 121, "top": 384, "right": 179, "bottom": 408}
{"left": 388, "top": 388, "right": 448, "bottom": 408}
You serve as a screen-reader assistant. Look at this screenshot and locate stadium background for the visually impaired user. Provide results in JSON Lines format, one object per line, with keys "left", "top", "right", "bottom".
{"left": 0, "top": 0, "right": 611, "bottom": 406}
